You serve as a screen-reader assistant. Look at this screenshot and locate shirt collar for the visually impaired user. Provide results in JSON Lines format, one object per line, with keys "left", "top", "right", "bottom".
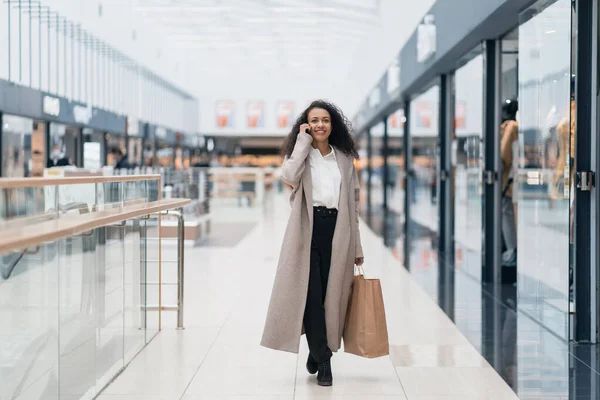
{"left": 310, "top": 145, "right": 336, "bottom": 161}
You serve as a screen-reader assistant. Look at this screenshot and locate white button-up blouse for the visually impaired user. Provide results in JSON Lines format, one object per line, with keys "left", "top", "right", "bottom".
{"left": 309, "top": 145, "right": 341, "bottom": 209}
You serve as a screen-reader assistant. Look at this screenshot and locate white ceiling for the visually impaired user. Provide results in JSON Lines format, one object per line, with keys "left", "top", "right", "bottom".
{"left": 132, "top": 0, "right": 382, "bottom": 77}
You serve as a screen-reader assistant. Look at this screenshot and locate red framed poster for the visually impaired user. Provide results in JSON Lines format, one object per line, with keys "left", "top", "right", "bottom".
{"left": 277, "top": 101, "right": 295, "bottom": 129}
{"left": 388, "top": 109, "right": 405, "bottom": 129}
{"left": 216, "top": 100, "right": 235, "bottom": 128}
{"left": 455, "top": 100, "right": 466, "bottom": 129}
{"left": 415, "top": 101, "right": 432, "bottom": 128}
{"left": 247, "top": 101, "right": 265, "bottom": 128}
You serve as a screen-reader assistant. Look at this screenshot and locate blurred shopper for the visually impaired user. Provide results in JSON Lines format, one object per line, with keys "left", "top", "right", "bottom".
{"left": 500, "top": 100, "right": 519, "bottom": 268}
{"left": 111, "top": 147, "right": 130, "bottom": 169}
{"left": 47, "top": 144, "right": 71, "bottom": 167}
{"left": 261, "top": 100, "right": 364, "bottom": 387}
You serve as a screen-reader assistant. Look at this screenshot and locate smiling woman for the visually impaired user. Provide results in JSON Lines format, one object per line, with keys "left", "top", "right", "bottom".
{"left": 281, "top": 100, "right": 359, "bottom": 159}
{"left": 262, "top": 99, "right": 363, "bottom": 387}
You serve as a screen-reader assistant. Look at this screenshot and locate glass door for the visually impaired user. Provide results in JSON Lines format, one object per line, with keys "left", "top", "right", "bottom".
{"left": 409, "top": 85, "right": 440, "bottom": 299}
{"left": 453, "top": 52, "right": 484, "bottom": 281}
{"left": 517, "top": 0, "right": 572, "bottom": 340}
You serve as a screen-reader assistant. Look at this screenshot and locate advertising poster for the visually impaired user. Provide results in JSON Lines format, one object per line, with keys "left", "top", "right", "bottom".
{"left": 216, "top": 100, "right": 235, "bottom": 128}
{"left": 415, "top": 101, "right": 432, "bottom": 128}
{"left": 277, "top": 101, "right": 295, "bottom": 128}
{"left": 247, "top": 100, "right": 265, "bottom": 128}
{"left": 388, "top": 109, "right": 405, "bottom": 130}
{"left": 455, "top": 100, "right": 466, "bottom": 129}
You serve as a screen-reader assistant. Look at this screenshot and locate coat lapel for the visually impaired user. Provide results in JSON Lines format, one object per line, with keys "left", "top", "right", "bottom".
{"left": 302, "top": 158, "right": 313, "bottom": 225}
{"left": 334, "top": 147, "right": 351, "bottom": 197}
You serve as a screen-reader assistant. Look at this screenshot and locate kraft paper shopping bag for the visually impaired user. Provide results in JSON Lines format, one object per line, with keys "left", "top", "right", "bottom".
{"left": 343, "top": 267, "right": 389, "bottom": 358}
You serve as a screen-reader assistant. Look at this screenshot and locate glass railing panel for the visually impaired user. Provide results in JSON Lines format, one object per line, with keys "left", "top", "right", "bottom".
{"left": 123, "top": 180, "right": 148, "bottom": 206}
{"left": 1, "top": 186, "right": 50, "bottom": 226}
{"left": 148, "top": 178, "right": 159, "bottom": 202}
{"left": 0, "top": 242, "right": 60, "bottom": 400}
{"left": 94, "top": 224, "right": 125, "bottom": 391}
{"left": 56, "top": 183, "right": 97, "bottom": 215}
{"left": 123, "top": 217, "right": 147, "bottom": 363}
{"left": 97, "top": 181, "right": 124, "bottom": 209}
{"left": 145, "top": 214, "right": 161, "bottom": 341}
{"left": 57, "top": 231, "right": 100, "bottom": 398}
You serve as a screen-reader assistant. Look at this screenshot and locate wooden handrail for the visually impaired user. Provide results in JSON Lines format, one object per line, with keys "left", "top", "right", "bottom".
{"left": 0, "top": 198, "right": 190, "bottom": 254}
{"left": 0, "top": 174, "right": 161, "bottom": 189}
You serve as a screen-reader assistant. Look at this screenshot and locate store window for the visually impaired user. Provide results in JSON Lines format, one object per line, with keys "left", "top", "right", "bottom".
{"left": 453, "top": 52, "right": 484, "bottom": 281}
{"left": 1, "top": 115, "right": 33, "bottom": 177}
{"left": 83, "top": 129, "right": 105, "bottom": 170}
{"left": 409, "top": 84, "right": 440, "bottom": 298}
{"left": 517, "top": 0, "right": 572, "bottom": 340}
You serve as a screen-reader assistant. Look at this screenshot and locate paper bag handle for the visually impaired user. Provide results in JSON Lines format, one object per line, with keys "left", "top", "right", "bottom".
{"left": 356, "top": 264, "right": 366, "bottom": 278}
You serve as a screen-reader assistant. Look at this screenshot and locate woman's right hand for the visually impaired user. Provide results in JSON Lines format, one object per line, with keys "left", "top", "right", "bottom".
{"left": 299, "top": 123, "right": 311, "bottom": 136}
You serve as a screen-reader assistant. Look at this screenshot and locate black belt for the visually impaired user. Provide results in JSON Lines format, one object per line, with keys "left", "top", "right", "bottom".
{"left": 313, "top": 206, "right": 338, "bottom": 216}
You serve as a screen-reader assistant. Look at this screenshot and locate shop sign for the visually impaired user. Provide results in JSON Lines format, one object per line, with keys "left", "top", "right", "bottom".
{"left": 417, "top": 15, "right": 436, "bottom": 63}
{"left": 155, "top": 126, "right": 167, "bottom": 139}
{"left": 127, "top": 117, "right": 140, "bottom": 136}
{"left": 43, "top": 95, "right": 60, "bottom": 116}
{"left": 387, "top": 59, "right": 400, "bottom": 94}
{"left": 73, "top": 104, "right": 93, "bottom": 125}
{"left": 368, "top": 87, "right": 381, "bottom": 109}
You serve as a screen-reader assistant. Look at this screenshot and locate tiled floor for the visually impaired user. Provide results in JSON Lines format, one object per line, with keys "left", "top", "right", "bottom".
{"left": 98, "top": 193, "right": 519, "bottom": 400}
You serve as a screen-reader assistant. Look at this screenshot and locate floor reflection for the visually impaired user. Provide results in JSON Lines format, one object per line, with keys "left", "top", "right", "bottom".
{"left": 363, "top": 203, "right": 600, "bottom": 399}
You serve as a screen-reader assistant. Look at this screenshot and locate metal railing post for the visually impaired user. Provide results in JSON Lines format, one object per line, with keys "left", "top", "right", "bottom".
{"left": 176, "top": 208, "right": 185, "bottom": 329}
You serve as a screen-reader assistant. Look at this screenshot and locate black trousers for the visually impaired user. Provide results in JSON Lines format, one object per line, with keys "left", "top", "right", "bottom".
{"left": 304, "top": 206, "right": 337, "bottom": 363}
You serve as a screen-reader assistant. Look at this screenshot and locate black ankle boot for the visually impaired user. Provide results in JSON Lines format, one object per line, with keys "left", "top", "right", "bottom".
{"left": 317, "top": 359, "right": 333, "bottom": 387}
{"left": 306, "top": 354, "right": 318, "bottom": 375}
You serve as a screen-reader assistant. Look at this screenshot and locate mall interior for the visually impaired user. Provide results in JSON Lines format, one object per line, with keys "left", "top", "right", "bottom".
{"left": 1, "top": 0, "right": 600, "bottom": 399}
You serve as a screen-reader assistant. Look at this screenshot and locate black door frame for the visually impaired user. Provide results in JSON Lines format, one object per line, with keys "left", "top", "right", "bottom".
{"left": 573, "top": 0, "right": 595, "bottom": 343}
{"left": 482, "top": 39, "right": 502, "bottom": 286}
{"left": 403, "top": 100, "right": 412, "bottom": 270}
{"left": 438, "top": 73, "right": 456, "bottom": 316}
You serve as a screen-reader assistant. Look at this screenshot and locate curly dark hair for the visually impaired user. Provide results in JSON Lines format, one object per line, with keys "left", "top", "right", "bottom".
{"left": 281, "top": 100, "right": 359, "bottom": 159}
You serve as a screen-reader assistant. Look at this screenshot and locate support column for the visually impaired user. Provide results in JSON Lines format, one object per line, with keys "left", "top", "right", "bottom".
{"left": 482, "top": 39, "right": 502, "bottom": 285}
{"left": 367, "top": 128, "right": 373, "bottom": 215}
{"left": 438, "top": 73, "right": 455, "bottom": 317}
{"left": 438, "top": 74, "right": 454, "bottom": 268}
{"left": 0, "top": 113, "right": 3, "bottom": 177}
{"left": 403, "top": 101, "right": 412, "bottom": 270}
{"left": 574, "top": 0, "right": 594, "bottom": 343}
{"left": 383, "top": 118, "right": 389, "bottom": 210}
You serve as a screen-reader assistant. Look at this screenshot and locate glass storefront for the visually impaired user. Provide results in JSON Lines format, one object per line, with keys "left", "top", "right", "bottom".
{"left": 83, "top": 129, "right": 106, "bottom": 170}
{"left": 453, "top": 53, "right": 484, "bottom": 281}
{"left": 409, "top": 85, "right": 440, "bottom": 299}
{"left": 1, "top": 115, "right": 33, "bottom": 177}
{"left": 128, "top": 137, "right": 143, "bottom": 168}
{"left": 452, "top": 52, "right": 485, "bottom": 355}
{"left": 156, "top": 145, "right": 174, "bottom": 167}
{"left": 48, "top": 123, "right": 79, "bottom": 168}
{"left": 106, "top": 134, "right": 126, "bottom": 167}
{"left": 517, "top": 0, "right": 573, "bottom": 340}
{"left": 143, "top": 142, "right": 156, "bottom": 167}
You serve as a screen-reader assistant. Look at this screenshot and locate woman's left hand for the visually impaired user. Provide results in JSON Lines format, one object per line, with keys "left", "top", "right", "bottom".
{"left": 355, "top": 257, "right": 364, "bottom": 266}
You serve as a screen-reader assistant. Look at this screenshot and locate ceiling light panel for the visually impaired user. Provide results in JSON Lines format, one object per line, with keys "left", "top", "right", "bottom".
{"left": 133, "top": 0, "right": 382, "bottom": 80}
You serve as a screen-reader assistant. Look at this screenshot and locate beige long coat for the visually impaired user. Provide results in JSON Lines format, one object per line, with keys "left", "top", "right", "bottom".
{"left": 261, "top": 132, "right": 364, "bottom": 354}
